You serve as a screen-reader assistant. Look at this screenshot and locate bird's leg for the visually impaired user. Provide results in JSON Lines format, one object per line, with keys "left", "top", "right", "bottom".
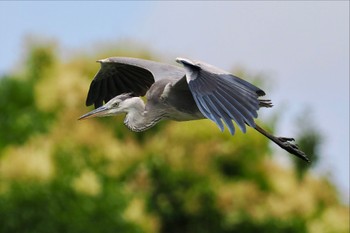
{"left": 254, "top": 123, "right": 310, "bottom": 163}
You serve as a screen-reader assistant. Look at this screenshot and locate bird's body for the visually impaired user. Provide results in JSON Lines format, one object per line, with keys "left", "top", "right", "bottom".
{"left": 79, "top": 57, "right": 309, "bottom": 162}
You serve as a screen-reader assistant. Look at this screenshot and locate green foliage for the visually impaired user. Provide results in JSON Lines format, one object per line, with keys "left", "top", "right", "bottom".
{"left": 226, "top": 216, "right": 307, "bottom": 233}
{"left": 0, "top": 41, "right": 348, "bottom": 233}
{"left": 143, "top": 156, "right": 309, "bottom": 233}
{"left": 0, "top": 43, "right": 57, "bottom": 151}
{"left": 293, "top": 111, "right": 323, "bottom": 179}
{"left": 145, "top": 156, "right": 222, "bottom": 233}
{"left": 0, "top": 76, "right": 53, "bottom": 151}
{"left": 26, "top": 42, "right": 56, "bottom": 82}
{"left": 0, "top": 180, "right": 142, "bottom": 233}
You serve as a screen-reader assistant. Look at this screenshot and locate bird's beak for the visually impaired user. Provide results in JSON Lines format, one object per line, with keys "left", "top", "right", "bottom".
{"left": 78, "top": 106, "right": 109, "bottom": 120}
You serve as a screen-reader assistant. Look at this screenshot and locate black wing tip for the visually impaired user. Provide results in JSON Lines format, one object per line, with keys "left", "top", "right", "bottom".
{"left": 85, "top": 80, "right": 98, "bottom": 107}
{"left": 85, "top": 93, "right": 95, "bottom": 107}
{"left": 256, "top": 89, "right": 266, "bottom": 96}
{"left": 85, "top": 100, "right": 92, "bottom": 107}
{"left": 259, "top": 99, "right": 273, "bottom": 108}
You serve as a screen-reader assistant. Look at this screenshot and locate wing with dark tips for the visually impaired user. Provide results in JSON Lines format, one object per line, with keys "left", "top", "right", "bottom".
{"left": 86, "top": 57, "right": 185, "bottom": 108}
{"left": 178, "top": 58, "right": 268, "bottom": 135}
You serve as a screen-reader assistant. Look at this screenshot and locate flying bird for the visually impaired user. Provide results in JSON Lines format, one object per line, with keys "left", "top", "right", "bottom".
{"left": 79, "top": 57, "right": 309, "bottom": 162}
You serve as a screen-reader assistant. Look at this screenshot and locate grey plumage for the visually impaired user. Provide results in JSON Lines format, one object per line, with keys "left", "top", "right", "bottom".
{"left": 79, "top": 57, "right": 309, "bottom": 162}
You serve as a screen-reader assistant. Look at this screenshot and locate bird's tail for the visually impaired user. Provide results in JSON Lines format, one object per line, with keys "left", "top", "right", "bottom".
{"left": 254, "top": 123, "right": 310, "bottom": 162}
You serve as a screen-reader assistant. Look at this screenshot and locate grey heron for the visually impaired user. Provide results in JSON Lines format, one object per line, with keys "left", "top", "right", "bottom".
{"left": 79, "top": 57, "right": 309, "bottom": 162}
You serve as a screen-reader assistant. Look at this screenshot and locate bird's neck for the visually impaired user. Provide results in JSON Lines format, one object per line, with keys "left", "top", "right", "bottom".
{"left": 123, "top": 98, "right": 162, "bottom": 132}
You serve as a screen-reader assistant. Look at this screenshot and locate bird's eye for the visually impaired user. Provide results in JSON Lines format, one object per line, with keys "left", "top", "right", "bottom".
{"left": 112, "top": 102, "right": 119, "bottom": 107}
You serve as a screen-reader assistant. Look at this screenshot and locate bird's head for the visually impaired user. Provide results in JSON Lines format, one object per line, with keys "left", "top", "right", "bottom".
{"left": 78, "top": 93, "right": 143, "bottom": 120}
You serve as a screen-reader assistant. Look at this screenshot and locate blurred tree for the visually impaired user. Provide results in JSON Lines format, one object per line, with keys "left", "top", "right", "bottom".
{"left": 0, "top": 41, "right": 348, "bottom": 233}
{"left": 293, "top": 110, "right": 323, "bottom": 180}
{"left": 0, "top": 173, "right": 142, "bottom": 233}
{"left": 145, "top": 156, "right": 222, "bottom": 233}
{"left": 0, "top": 43, "right": 57, "bottom": 152}
{"left": 25, "top": 42, "right": 56, "bottom": 82}
{"left": 0, "top": 76, "right": 54, "bottom": 151}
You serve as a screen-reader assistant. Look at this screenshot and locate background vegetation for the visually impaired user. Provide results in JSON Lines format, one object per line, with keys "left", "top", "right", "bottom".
{"left": 0, "top": 41, "right": 348, "bottom": 233}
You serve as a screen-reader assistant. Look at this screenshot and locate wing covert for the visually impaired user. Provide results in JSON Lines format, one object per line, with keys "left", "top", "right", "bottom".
{"left": 177, "top": 58, "right": 267, "bottom": 135}
{"left": 86, "top": 57, "right": 185, "bottom": 108}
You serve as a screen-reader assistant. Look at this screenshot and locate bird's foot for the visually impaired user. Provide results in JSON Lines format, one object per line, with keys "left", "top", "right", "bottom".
{"left": 278, "top": 137, "right": 295, "bottom": 142}
{"left": 277, "top": 137, "right": 310, "bottom": 163}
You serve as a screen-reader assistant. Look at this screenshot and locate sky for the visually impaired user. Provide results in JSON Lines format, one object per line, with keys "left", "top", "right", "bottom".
{"left": 0, "top": 1, "right": 348, "bottom": 201}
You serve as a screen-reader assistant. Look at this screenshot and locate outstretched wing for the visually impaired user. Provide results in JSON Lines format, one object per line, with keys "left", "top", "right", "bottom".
{"left": 86, "top": 57, "right": 185, "bottom": 108}
{"left": 176, "top": 57, "right": 267, "bottom": 135}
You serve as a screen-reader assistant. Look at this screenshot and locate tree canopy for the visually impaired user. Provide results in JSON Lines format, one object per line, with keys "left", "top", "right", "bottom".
{"left": 0, "top": 41, "right": 348, "bottom": 233}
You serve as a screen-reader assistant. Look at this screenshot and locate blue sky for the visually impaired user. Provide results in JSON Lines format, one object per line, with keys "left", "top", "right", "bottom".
{"left": 0, "top": 1, "right": 349, "bottom": 200}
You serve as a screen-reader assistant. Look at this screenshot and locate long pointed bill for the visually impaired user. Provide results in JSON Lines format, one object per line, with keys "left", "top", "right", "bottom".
{"left": 78, "top": 106, "right": 109, "bottom": 120}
